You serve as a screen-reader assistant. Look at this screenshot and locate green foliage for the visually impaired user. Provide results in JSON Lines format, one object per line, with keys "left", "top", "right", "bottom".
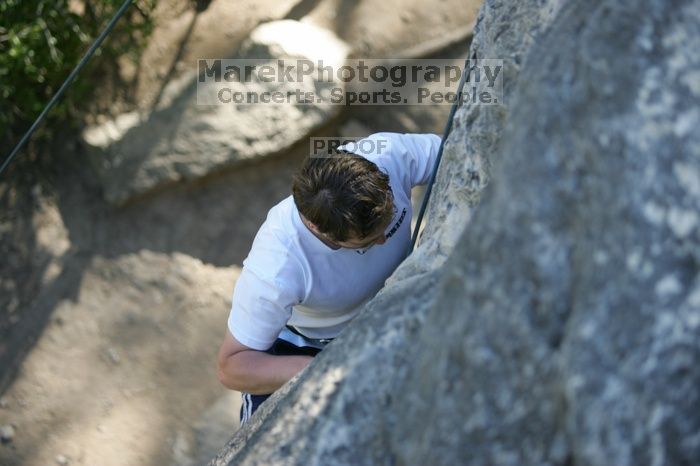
{"left": 0, "top": 0, "right": 155, "bottom": 143}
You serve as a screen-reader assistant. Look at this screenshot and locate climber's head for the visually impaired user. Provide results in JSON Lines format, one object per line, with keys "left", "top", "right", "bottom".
{"left": 292, "top": 151, "right": 395, "bottom": 250}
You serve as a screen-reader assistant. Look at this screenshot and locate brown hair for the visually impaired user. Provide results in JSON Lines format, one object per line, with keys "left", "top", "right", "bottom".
{"left": 292, "top": 152, "right": 394, "bottom": 242}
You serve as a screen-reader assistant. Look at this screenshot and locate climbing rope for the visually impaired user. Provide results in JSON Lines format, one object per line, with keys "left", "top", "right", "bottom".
{"left": 0, "top": 0, "right": 134, "bottom": 179}
{"left": 408, "top": 58, "right": 472, "bottom": 256}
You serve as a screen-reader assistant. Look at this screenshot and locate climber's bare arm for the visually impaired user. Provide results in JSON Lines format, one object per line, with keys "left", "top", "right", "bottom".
{"left": 217, "top": 330, "right": 313, "bottom": 395}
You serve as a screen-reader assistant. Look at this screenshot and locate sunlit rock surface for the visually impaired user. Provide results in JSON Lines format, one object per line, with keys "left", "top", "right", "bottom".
{"left": 83, "top": 20, "right": 349, "bottom": 205}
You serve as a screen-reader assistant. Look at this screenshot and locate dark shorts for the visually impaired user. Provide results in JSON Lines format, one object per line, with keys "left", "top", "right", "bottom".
{"left": 239, "top": 336, "right": 322, "bottom": 425}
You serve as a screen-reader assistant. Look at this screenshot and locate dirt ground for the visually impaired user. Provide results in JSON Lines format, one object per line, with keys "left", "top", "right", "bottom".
{"left": 0, "top": 0, "right": 480, "bottom": 464}
{"left": 0, "top": 136, "right": 321, "bottom": 465}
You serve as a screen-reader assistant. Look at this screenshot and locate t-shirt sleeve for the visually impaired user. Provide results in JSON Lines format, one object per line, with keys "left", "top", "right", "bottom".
{"left": 346, "top": 133, "right": 442, "bottom": 193}
{"left": 393, "top": 133, "right": 442, "bottom": 187}
{"left": 227, "top": 266, "right": 298, "bottom": 350}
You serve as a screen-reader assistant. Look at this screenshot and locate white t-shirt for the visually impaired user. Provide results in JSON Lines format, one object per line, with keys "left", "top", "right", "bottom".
{"left": 227, "top": 132, "right": 441, "bottom": 350}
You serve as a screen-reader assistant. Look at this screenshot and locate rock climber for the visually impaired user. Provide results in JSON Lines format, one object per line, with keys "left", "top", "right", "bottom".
{"left": 217, "top": 132, "right": 441, "bottom": 424}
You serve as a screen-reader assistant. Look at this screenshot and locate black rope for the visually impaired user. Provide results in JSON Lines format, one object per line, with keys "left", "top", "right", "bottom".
{"left": 0, "top": 0, "right": 134, "bottom": 179}
{"left": 408, "top": 58, "right": 473, "bottom": 256}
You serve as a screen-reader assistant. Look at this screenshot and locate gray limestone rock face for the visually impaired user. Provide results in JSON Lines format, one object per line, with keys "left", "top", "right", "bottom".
{"left": 82, "top": 20, "right": 349, "bottom": 205}
{"left": 392, "top": 0, "right": 564, "bottom": 282}
{"left": 512, "top": 1, "right": 700, "bottom": 464}
{"left": 210, "top": 0, "right": 700, "bottom": 464}
{"left": 393, "top": 0, "right": 700, "bottom": 465}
